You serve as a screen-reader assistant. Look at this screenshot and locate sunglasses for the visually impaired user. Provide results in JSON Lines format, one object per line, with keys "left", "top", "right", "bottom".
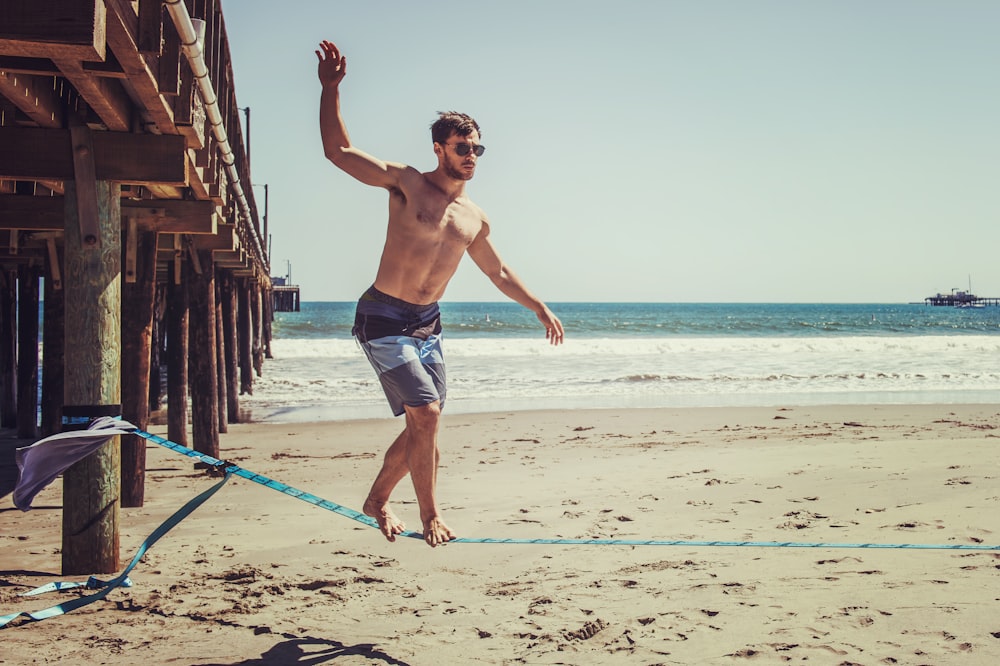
{"left": 447, "top": 142, "right": 486, "bottom": 157}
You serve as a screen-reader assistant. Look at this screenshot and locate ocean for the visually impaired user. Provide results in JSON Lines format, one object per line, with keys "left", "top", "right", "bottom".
{"left": 240, "top": 302, "right": 1000, "bottom": 422}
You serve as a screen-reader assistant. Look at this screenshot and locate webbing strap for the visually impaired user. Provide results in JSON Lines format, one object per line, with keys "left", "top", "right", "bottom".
{"left": 1, "top": 471, "right": 232, "bottom": 628}
{"left": 6, "top": 425, "right": 999, "bottom": 628}
{"left": 448, "top": 537, "right": 998, "bottom": 549}
{"left": 130, "top": 428, "right": 1000, "bottom": 553}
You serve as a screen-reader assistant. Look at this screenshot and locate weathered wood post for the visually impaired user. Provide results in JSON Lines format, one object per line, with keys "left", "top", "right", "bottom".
{"left": 41, "top": 246, "right": 65, "bottom": 437}
{"left": 0, "top": 267, "right": 15, "bottom": 428}
{"left": 238, "top": 278, "right": 253, "bottom": 395}
{"left": 149, "top": 284, "right": 166, "bottom": 412}
{"left": 121, "top": 221, "right": 159, "bottom": 507}
{"left": 62, "top": 179, "right": 122, "bottom": 575}
{"left": 214, "top": 271, "right": 228, "bottom": 434}
{"left": 188, "top": 249, "right": 219, "bottom": 459}
{"left": 16, "top": 263, "right": 40, "bottom": 439}
{"left": 251, "top": 280, "right": 262, "bottom": 377}
{"left": 262, "top": 281, "right": 273, "bottom": 360}
{"left": 220, "top": 270, "right": 239, "bottom": 422}
{"left": 166, "top": 261, "right": 189, "bottom": 447}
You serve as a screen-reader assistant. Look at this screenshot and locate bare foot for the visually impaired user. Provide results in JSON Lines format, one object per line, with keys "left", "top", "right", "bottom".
{"left": 364, "top": 497, "right": 406, "bottom": 542}
{"left": 422, "top": 515, "right": 457, "bottom": 547}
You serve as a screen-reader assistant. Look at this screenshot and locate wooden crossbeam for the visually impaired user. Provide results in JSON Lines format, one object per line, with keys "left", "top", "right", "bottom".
{"left": 0, "top": 70, "right": 64, "bottom": 128}
{"left": 0, "top": 127, "right": 187, "bottom": 184}
{"left": 54, "top": 58, "right": 132, "bottom": 131}
{"left": 0, "top": 0, "right": 107, "bottom": 61}
{"left": 0, "top": 54, "right": 128, "bottom": 79}
{"left": 0, "top": 194, "right": 218, "bottom": 233}
{"left": 103, "top": 0, "right": 176, "bottom": 133}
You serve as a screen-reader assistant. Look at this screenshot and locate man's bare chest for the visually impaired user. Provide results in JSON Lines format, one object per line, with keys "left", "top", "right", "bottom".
{"left": 408, "top": 200, "right": 481, "bottom": 245}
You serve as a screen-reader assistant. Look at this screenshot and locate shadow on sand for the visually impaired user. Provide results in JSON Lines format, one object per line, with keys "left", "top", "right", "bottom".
{"left": 194, "top": 635, "right": 413, "bottom": 666}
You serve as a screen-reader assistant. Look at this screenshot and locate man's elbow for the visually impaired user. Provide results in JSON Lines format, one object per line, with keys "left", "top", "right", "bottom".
{"left": 323, "top": 145, "right": 349, "bottom": 167}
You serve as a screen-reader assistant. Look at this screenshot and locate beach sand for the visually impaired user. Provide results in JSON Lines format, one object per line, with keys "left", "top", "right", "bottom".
{"left": 2, "top": 404, "right": 999, "bottom": 665}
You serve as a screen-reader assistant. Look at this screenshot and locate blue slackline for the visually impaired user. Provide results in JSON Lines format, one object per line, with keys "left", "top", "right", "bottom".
{"left": 5, "top": 424, "right": 998, "bottom": 628}
{"left": 129, "top": 428, "right": 1000, "bottom": 553}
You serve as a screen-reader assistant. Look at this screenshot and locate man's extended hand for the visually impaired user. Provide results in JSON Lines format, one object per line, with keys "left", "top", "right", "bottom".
{"left": 537, "top": 307, "right": 565, "bottom": 346}
{"left": 316, "top": 40, "right": 346, "bottom": 87}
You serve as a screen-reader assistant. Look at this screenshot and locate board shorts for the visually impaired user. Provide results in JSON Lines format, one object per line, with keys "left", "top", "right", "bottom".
{"left": 352, "top": 286, "right": 446, "bottom": 417}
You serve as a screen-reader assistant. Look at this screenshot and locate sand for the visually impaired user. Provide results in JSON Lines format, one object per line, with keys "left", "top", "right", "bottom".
{"left": 1, "top": 403, "right": 999, "bottom": 665}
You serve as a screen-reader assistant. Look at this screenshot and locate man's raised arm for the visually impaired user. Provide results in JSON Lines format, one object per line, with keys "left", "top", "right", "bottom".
{"left": 316, "top": 40, "right": 401, "bottom": 189}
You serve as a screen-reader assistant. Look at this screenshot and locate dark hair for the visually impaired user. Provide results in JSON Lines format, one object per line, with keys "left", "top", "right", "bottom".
{"left": 430, "top": 111, "right": 481, "bottom": 144}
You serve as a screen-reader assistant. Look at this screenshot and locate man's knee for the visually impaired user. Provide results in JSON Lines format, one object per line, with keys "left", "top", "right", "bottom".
{"left": 404, "top": 401, "right": 441, "bottom": 431}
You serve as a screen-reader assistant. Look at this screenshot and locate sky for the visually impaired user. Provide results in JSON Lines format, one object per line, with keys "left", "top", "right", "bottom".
{"left": 222, "top": 1, "right": 999, "bottom": 303}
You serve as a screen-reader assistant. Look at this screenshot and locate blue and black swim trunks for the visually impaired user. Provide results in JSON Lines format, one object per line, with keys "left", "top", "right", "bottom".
{"left": 353, "top": 286, "right": 446, "bottom": 416}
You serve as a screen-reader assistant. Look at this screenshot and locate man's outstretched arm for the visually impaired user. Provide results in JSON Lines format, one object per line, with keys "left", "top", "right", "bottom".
{"left": 468, "top": 227, "right": 564, "bottom": 345}
{"left": 316, "top": 40, "right": 403, "bottom": 189}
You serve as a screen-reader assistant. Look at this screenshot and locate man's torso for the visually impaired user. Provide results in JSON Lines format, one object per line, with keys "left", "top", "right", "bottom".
{"left": 373, "top": 170, "right": 485, "bottom": 304}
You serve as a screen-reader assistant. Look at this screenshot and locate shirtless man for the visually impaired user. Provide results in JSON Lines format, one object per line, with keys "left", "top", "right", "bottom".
{"left": 316, "top": 40, "right": 564, "bottom": 547}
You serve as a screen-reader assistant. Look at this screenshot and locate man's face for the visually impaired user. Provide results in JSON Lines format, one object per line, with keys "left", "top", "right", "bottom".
{"left": 437, "top": 130, "right": 482, "bottom": 181}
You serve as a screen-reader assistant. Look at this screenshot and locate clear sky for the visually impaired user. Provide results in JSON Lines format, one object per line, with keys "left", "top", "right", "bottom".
{"left": 223, "top": 1, "right": 999, "bottom": 303}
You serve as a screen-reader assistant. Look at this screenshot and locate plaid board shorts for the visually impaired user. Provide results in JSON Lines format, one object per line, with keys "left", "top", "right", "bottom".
{"left": 352, "top": 286, "right": 446, "bottom": 416}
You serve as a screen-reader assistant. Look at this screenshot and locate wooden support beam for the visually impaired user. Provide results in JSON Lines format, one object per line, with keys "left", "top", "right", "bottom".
{"left": 121, "top": 223, "right": 158, "bottom": 507}
{"left": 15, "top": 263, "right": 39, "bottom": 438}
{"left": 103, "top": 0, "right": 175, "bottom": 134}
{"left": 251, "top": 281, "right": 262, "bottom": 378}
{"left": 41, "top": 252, "right": 65, "bottom": 436}
{"left": 0, "top": 196, "right": 63, "bottom": 230}
{"left": 0, "top": 71, "right": 65, "bottom": 128}
{"left": 46, "top": 237, "right": 62, "bottom": 290}
{"left": 0, "top": 268, "right": 15, "bottom": 428}
{"left": 137, "top": 0, "right": 163, "bottom": 55}
{"left": 0, "top": 195, "right": 217, "bottom": 232}
{"left": 124, "top": 216, "right": 137, "bottom": 282}
{"left": 188, "top": 249, "right": 219, "bottom": 460}
{"left": 214, "top": 266, "right": 228, "bottom": 434}
{"left": 175, "top": 68, "right": 206, "bottom": 149}
{"left": 125, "top": 198, "right": 218, "bottom": 233}
{"left": 0, "top": 52, "right": 131, "bottom": 80}
{"left": 189, "top": 225, "right": 236, "bottom": 251}
{"left": 238, "top": 277, "right": 253, "bottom": 396}
{"left": 69, "top": 124, "right": 102, "bottom": 248}
{"left": 54, "top": 59, "right": 132, "bottom": 131}
{"left": 62, "top": 179, "right": 122, "bottom": 576}
{"left": 166, "top": 262, "right": 188, "bottom": 446}
{"left": 186, "top": 234, "right": 202, "bottom": 274}
{"left": 172, "top": 233, "right": 182, "bottom": 284}
{"left": 220, "top": 271, "right": 239, "bottom": 423}
{"left": 0, "top": 127, "right": 188, "bottom": 185}
{"left": 0, "top": 0, "right": 107, "bottom": 61}
{"left": 157, "top": 16, "right": 181, "bottom": 97}
{"left": 0, "top": 56, "right": 60, "bottom": 76}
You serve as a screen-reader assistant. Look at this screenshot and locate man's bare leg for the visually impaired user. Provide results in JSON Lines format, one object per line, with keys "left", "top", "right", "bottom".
{"left": 404, "top": 402, "right": 456, "bottom": 547}
{"left": 364, "top": 429, "right": 409, "bottom": 542}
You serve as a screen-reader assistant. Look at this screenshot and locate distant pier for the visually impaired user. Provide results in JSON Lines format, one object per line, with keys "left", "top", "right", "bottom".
{"left": 272, "top": 283, "right": 301, "bottom": 312}
{"left": 924, "top": 291, "right": 999, "bottom": 307}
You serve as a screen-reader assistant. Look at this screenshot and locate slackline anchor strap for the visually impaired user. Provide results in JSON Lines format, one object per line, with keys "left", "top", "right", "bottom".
{"left": 1, "top": 470, "right": 232, "bottom": 628}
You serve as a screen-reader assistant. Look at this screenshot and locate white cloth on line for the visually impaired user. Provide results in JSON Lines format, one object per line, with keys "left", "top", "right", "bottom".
{"left": 13, "top": 416, "right": 137, "bottom": 511}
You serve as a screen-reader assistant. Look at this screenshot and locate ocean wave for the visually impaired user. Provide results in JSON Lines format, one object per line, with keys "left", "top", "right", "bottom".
{"left": 268, "top": 335, "right": 1000, "bottom": 359}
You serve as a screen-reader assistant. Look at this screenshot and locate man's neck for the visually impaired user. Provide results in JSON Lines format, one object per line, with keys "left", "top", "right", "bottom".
{"left": 425, "top": 169, "right": 468, "bottom": 200}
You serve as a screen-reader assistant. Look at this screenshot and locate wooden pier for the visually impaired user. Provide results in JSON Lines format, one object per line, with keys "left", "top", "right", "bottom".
{"left": 272, "top": 283, "right": 301, "bottom": 312}
{"left": 1, "top": 0, "right": 273, "bottom": 574}
{"left": 924, "top": 292, "right": 1000, "bottom": 307}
